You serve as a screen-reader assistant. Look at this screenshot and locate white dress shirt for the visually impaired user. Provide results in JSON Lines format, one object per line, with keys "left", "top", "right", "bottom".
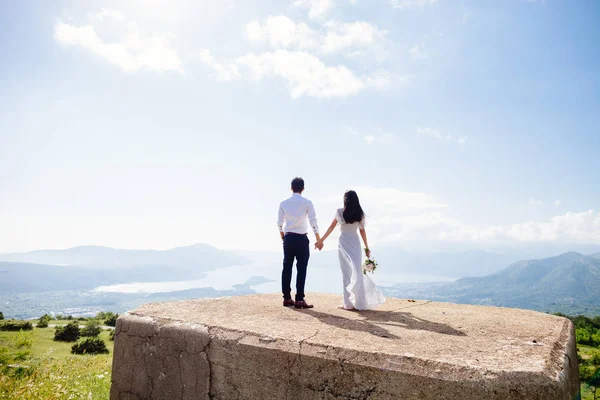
{"left": 278, "top": 193, "right": 319, "bottom": 235}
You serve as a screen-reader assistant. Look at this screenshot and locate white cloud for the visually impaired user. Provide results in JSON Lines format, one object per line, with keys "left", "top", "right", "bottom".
{"left": 196, "top": 49, "right": 240, "bottom": 81}
{"left": 529, "top": 198, "right": 543, "bottom": 206}
{"left": 237, "top": 50, "right": 365, "bottom": 98}
{"left": 246, "top": 17, "right": 388, "bottom": 57}
{"left": 409, "top": 45, "right": 426, "bottom": 58}
{"left": 331, "top": 187, "right": 448, "bottom": 211}
{"left": 554, "top": 199, "right": 563, "bottom": 207}
{"left": 294, "top": 0, "right": 335, "bottom": 20}
{"left": 416, "top": 128, "right": 467, "bottom": 144}
{"left": 203, "top": 12, "right": 395, "bottom": 98}
{"left": 403, "top": 209, "right": 600, "bottom": 245}
{"left": 325, "top": 187, "right": 600, "bottom": 245}
{"left": 321, "top": 21, "right": 388, "bottom": 54}
{"left": 89, "top": 9, "right": 125, "bottom": 22}
{"left": 364, "top": 136, "right": 375, "bottom": 145}
{"left": 197, "top": 48, "right": 394, "bottom": 98}
{"left": 54, "top": 16, "right": 182, "bottom": 74}
{"left": 390, "top": 0, "right": 438, "bottom": 9}
{"left": 470, "top": 210, "right": 600, "bottom": 243}
{"left": 246, "top": 16, "right": 318, "bottom": 50}
{"left": 323, "top": 187, "right": 448, "bottom": 244}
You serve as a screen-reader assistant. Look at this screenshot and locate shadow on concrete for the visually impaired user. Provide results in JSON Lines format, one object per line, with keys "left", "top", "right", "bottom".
{"left": 295, "top": 309, "right": 465, "bottom": 339}
{"left": 361, "top": 309, "right": 466, "bottom": 336}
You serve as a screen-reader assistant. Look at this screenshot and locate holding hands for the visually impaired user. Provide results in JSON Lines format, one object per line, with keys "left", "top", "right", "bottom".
{"left": 315, "top": 240, "right": 324, "bottom": 251}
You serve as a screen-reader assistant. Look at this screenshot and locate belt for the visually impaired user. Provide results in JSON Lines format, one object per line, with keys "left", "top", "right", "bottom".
{"left": 285, "top": 232, "right": 308, "bottom": 236}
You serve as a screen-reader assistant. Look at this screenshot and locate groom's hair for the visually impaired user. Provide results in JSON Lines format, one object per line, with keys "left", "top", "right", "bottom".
{"left": 291, "top": 177, "right": 305, "bottom": 193}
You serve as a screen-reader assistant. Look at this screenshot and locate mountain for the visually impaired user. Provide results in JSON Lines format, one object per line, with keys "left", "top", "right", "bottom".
{"left": 0, "top": 262, "right": 116, "bottom": 293}
{"left": 0, "top": 243, "right": 249, "bottom": 269}
{"left": 0, "top": 257, "right": 248, "bottom": 294}
{"left": 375, "top": 248, "right": 517, "bottom": 278}
{"left": 427, "top": 252, "right": 600, "bottom": 314}
{"left": 0, "top": 244, "right": 252, "bottom": 294}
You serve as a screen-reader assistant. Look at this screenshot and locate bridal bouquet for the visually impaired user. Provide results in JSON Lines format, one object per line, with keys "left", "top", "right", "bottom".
{"left": 362, "top": 257, "right": 378, "bottom": 275}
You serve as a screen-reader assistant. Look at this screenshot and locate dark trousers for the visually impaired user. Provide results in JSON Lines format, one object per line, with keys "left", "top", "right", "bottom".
{"left": 282, "top": 233, "right": 310, "bottom": 301}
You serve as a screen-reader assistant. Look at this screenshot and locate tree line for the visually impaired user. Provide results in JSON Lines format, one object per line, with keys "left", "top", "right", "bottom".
{"left": 555, "top": 313, "right": 600, "bottom": 398}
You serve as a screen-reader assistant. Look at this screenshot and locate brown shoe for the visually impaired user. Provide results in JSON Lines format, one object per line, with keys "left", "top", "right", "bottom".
{"left": 283, "top": 299, "right": 295, "bottom": 307}
{"left": 294, "top": 300, "right": 314, "bottom": 309}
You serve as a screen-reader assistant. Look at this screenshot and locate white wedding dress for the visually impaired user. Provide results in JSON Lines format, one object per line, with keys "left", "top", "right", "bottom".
{"left": 336, "top": 209, "right": 386, "bottom": 310}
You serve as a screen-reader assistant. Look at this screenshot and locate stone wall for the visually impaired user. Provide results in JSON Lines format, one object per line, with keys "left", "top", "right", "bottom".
{"left": 110, "top": 293, "right": 580, "bottom": 400}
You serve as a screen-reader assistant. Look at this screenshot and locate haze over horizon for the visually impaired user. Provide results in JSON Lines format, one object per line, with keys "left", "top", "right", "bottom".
{"left": 2, "top": 1, "right": 599, "bottom": 254}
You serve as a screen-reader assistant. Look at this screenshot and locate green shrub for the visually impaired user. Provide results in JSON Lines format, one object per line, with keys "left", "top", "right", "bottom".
{"left": 0, "top": 311, "right": 4, "bottom": 320}
{"left": 591, "top": 352, "right": 600, "bottom": 366}
{"left": 0, "top": 320, "right": 33, "bottom": 331}
{"left": 71, "top": 338, "right": 109, "bottom": 355}
{"left": 81, "top": 320, "right": 102, "bottom": 337}
{"left": 54, "top": 321, "right": 80, "bottom": 342}
{"left": 103, "top": 312, "right": 118, "bottom": 327}
{"left": 577, "top": 328, "right": 593, "bottom": 345}
{"left": 580, "top": 365, "right": 594, "bottom": 382}
{"left": 109, "top": 330, "right": 115, "bottom": 341}
{"left": 37, "top": 314, "right": 51, "bottom": 328}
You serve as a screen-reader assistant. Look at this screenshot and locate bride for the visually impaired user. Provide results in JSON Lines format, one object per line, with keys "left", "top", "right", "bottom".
{"left": 316, "top": 190, "right": 386, "bottom": 311}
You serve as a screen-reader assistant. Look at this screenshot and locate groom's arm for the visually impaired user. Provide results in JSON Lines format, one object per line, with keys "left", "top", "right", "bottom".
{"left": 277, "top": 204, "right": 285, "bottom": 241}
{"left": 307, "top": 201, "right": 321, "bottom": 243}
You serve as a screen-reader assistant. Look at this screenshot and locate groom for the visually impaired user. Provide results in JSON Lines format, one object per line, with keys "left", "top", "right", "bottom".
{"left": 277, "top": 177, "right": 322, "bottom": 308}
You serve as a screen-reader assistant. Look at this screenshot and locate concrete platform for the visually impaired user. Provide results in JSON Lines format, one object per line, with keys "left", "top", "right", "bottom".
{"left": 110, "top": 293, "right": 580, "bottom": 400}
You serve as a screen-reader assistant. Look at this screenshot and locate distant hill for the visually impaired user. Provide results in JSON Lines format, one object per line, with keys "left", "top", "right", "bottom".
{"left": 0, "top": 244, "right": 251, "bottom": 294}
{"left": 429, "top": 252, "right": 600, "bottom": 315}
{"left": 0, "top": 262, "right": 115, "bottom": 293}
{"left": 373, "top": 248, "right": 517, "bottom": 278}
{"left": 0, "top": 243, "right": 249, "bottom": 269}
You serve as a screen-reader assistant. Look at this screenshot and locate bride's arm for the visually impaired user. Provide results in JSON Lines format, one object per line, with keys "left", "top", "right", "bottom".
{"left": 359, "top": 228, "right": 371, "bottom": 258}
{"left": 317, "top": 219, "right": 337, "bottom": 245}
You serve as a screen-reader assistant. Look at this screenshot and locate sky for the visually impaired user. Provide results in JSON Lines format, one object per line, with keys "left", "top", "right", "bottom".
{"left": 1, "top": 0, "right": 599, "bottom": 253}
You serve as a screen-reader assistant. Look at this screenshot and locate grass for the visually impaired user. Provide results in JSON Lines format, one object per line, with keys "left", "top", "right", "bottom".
{"left": 0, "top": 327, "right": 113, "bottom": 358}
{"left": 0, "top": 355, "right": 112, "bottom": 400}
{"left": 0, "top": 325, "right": 113, "bottom": 399}
{"left": 579, "top": 345, "right": 600, "bottom": 400}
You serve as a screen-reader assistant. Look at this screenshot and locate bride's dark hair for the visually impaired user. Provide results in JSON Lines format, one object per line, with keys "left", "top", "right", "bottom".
{"left": 343, "top": 190, "right": 365, "bottom": 224}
